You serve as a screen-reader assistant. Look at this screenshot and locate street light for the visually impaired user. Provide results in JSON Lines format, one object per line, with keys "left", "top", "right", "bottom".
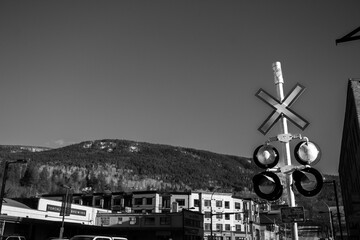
{"left": 0, "top": 159, "right": 28, "bottom": 214}
{"left": 324, "top": 180, "right": 343, "bottom": 240}
{"left": 59, "top": 184, "right": 72, "bottom": 239}
{"left": 319, "top": 201, "right": 334, "bottom": 239}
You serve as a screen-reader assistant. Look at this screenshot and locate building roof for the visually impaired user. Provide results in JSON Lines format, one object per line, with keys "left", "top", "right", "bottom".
{"left": 3, "top": 198, "right": 31, "bottom": 209}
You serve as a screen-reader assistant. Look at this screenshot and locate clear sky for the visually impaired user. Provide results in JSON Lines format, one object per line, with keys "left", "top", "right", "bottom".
{"left": 1, "top": 1, "right": 359, "bottom": 175}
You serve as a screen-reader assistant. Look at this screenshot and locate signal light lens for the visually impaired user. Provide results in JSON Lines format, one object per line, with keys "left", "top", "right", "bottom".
{"left": 292, "top": 167, "right": 323, "bottom": 197}
{"left": 252, "top": 172, "right": 283, "bottom": 201}
{"left": 294, "top": 141, "right": 321, "bottom": 165}
{"left": 253, "top": 144, "right": 279, "bottom": 169}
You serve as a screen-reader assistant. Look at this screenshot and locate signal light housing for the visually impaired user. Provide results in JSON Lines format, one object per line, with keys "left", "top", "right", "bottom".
{"left": 294, "top": 140, "right": 321, "bottom": 166}
{"left": 292, "top": 167, "right": 323, "bottom": 197}
{"left": 253, "top": 144, "right": 279, "bottom": 169}
{"left": 252, "top": 171, "right": 283, "bottom": 201}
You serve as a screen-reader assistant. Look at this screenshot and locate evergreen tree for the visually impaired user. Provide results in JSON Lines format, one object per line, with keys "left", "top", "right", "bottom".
{"left": 20, "top": 163, "right": 39, "bottom": 187}
{"left": 38, "top": 167, "right": 51, "bottom": 193}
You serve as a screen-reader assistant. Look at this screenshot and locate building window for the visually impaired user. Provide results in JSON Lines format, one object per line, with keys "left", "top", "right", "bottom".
{"left": 216, "top": 200, "right": 222, "bottom": 207}
{"left": 94, "top": 198, "right": 102, "bottom": 207}
{"left": 216, "top": 224, "right": 223, "bottom": 231}
{"left": 235, "top": 213, "right": 242, "bottom": 221}
{"left": 205, "top": 211, "right": 211, "bottom": 218}
{"left": 146, "top": 198, "right": 153, "bottom": 205}
{"left": 162, "top": 198, "right": 170, "bottom": 208}
{"left": 205, "top": 223, "right": 211, "bottom": 230}
{"left": 235, "top": 202, "right": 241, "bottom": 209}
{"left": 194, "top": 199, "right": 200, "bottom": 207}
{"left": 134, "top": 198, "right": 143, "bottom": 205}
{"left": 144, "top": 217, "right": 155, "bottom": 225}
{"left": 176, "top": 199, "right": 185, "bottom": 206}
{"left": 243, "top": 202, "right": 248, "bottom": 210}
{"left": 204, "top": 200, "right": 211, "bottom": 207}
{"left": 216, "top": 212, "right": 222, "bottom": 219}
{"left": 82, "top": 196, "right": 92, "bottom": 206}
{"left": 185, "top": 218, "right": 201, "bottom": 228}
{"left": 160, "top": 216, "right": 171, "bottom": 225}
{"left": 235, "top": 224, "right": 241, "bottom": 231}
{"left": 225, "top": 201, "right": 230, "bottom": 209}
{"left": 73, "top": 198, "right": 81, "bottom": 205}
{"left": 113, "top": 198, "right": 121, "bottom": 206}
{"left": 225, "top": 213, "right": 230, "bottom": 220}
{"left": 225, "top": 224, "right": 231, "bottom": 231}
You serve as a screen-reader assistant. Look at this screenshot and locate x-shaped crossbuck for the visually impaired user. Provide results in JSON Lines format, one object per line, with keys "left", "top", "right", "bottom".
{"left": 256, "top": 83, "right": 309, "bottom": 135}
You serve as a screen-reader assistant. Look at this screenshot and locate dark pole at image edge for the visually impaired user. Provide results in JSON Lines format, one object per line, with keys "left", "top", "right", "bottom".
{"left": 0, "top": 159, "right": 28, "bottom": 214}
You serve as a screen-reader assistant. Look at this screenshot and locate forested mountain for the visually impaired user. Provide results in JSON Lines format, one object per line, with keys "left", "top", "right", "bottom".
{"left": 0, "top": 139, "right": 342, "bottom": 232}
{"left": 0, "top": 139, "right": 340, "bottom": 212}
{"left": 0, "top": 139, "right": 258, "bottom": 197}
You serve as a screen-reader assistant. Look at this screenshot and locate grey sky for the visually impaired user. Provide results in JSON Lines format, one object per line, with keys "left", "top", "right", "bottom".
{"left": 1, "top": 1, "right": 360, "bottom": 175}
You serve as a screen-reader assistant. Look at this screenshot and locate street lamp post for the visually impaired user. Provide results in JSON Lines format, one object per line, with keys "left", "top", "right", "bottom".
{"left": 0, "top": 159, "right": 27, "bottom": 214}
{"left": 324, "top": 180, "right": 343, "bottom": 240}
{"left": 59, "top": 184, "right": 72, "bottom": 239}
{"left": 321, "top": 201, "right": 334, "bottom": 239}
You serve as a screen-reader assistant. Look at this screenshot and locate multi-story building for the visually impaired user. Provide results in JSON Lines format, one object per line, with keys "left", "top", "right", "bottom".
{"left": 96, "top": 209, "right": 204, "bottom": 240}
{"left": 0, "top": 197, "right": 203, "bottom": 240}
{"left": 40, "top": 190, "right": 271, "bottom": 240}
{"left": 132, "top": 191, "right": 161, "bottom": 213}
{"left": 168, "top": 191, "right": 261, "bottom": 240}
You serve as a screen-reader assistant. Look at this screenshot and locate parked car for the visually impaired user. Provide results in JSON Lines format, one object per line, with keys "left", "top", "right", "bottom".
{"left": 2, "top": 236, "right": 26, "bottom": 240}
{"left": 69, "top": 236, "right": 127, "bottom": 240}
{"left": 47, "top": 238, "right": 69, "bottom": 240}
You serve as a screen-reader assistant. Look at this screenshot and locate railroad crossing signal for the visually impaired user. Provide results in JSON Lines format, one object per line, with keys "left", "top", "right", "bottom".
{"left": 252, "top": 136, "right": 323, "bottom": 200}
{"left": 256, "top": 84, "right": 309, "bottom": 135}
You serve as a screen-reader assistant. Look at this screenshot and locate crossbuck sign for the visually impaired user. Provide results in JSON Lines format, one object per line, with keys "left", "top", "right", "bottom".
{"left": 256, "top": 83, "right": 309, "bottom": 135}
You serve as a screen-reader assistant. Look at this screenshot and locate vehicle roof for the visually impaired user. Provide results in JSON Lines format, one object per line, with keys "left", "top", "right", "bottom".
{"left": 70, "top": 236, "right": 111, "bottom": 238}
{"left": 70, "top": 236, "right": 126, "bottom": 239}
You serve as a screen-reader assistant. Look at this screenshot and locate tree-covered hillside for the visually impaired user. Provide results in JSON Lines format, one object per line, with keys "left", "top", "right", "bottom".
{"left": 0, "top": 139, "right": 342, "bottom": 230}
{"left": 0, "top": 139, "right": 341, "bottom": 221}
{"left": 0, "top": 140, "right": 257, "bottom": 197}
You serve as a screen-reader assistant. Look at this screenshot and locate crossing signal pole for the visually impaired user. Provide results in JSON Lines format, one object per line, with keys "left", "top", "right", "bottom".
{"left": 252, "top": 62, "right": 324, "bottom": 240}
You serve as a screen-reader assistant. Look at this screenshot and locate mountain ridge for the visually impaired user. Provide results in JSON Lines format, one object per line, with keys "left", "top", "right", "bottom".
{"left": 0, "top": 139, "right": 257, "bottom": 197}
{"left": 0, "top": 139, "right": 339, "bottom": 203}
{"left": 0, "top": 139, "right": 342, "bottom": 229}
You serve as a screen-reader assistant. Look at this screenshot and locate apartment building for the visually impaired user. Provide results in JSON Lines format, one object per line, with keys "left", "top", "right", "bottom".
{"left": 40, "top": 190, "right": 268, "bottom": 240}
{"left": 132, "top": 191, "right": 161, "bottom": 213}
{"left": 96, "top": 209, "right": 204, "bottom": 240}
{"left": 164, "top": 192, "right": 261, "bottom": 240}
